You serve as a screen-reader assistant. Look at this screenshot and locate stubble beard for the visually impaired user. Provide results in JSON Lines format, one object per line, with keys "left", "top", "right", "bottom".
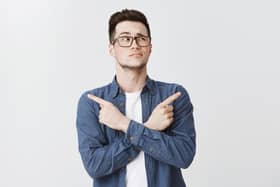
{"left": 118, "top": 60, "right": 147, "bottom": 71}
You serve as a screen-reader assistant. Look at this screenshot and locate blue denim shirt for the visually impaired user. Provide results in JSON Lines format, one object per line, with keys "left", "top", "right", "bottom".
{"left": 76, "top": 76, "right": 196, "bottom": 187}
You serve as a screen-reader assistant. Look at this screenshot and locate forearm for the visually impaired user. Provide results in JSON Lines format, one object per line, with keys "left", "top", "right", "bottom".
{"left": 78, "top": 132, "right": 139, "bottom": 178}
{"left": 125, "top": 119, "right": 196, "bottom": 168}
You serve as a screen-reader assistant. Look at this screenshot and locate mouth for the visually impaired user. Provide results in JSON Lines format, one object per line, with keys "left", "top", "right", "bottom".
{"left": 129, "top": 53, "right": 143, "bottom": 57}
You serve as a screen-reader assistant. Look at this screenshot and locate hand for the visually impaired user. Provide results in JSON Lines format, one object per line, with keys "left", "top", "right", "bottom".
{"left": 144, "top": 92, "right": 181, "bottom": 131}
{"left": 87, "top": 94, "right": 130, "bottom": 132}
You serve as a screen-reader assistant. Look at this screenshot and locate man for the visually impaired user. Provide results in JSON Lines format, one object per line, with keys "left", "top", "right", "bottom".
{"left": 76, "top": 9, "right": 196, "bottom": 187}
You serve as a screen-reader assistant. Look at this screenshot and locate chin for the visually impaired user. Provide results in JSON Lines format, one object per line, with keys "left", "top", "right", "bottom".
{"left": 120, "top": 61, "right": 147, "bottom": 70}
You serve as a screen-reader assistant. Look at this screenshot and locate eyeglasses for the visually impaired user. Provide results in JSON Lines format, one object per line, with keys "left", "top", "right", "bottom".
{"left": 112, "top": 35, "right": 151, "bottom": 47}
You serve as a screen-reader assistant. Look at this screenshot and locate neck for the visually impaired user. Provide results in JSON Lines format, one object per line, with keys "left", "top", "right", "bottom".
{"left": 115, "top": 65, "right": 147, "bottom": 93}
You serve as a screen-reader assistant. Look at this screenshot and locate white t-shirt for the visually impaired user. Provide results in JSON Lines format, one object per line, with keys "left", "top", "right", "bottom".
{"left": 125, "top": 91, "right": 147, "bottom": 187}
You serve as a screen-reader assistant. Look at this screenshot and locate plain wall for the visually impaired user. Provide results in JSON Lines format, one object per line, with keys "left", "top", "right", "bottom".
{"left": 2, "top": 0, "right": 280, "bottom": 186}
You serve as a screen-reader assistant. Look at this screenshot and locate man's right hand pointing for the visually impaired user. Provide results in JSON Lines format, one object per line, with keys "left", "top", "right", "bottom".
{"left": 144, "top": 92, "right": 181, "bottom": 131}
{"left": 87, "top": 94, "right": 130, "bottom": 132}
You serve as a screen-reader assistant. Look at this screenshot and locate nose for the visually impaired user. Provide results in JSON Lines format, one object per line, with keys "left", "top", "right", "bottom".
{"left": 130, "top": 38, "right": 140, "bottom": 49}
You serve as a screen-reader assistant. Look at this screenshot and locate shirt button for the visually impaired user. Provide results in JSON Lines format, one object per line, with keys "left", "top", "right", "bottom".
{"left": 130, "top": 136, "right": 134, "bottom": 141}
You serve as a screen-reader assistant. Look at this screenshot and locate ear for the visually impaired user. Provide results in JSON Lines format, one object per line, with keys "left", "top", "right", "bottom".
{"left": 109, "top": 43, "right": 115, "bottom": 57}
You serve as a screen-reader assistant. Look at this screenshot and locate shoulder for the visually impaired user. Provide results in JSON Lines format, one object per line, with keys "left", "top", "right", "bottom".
{"left": 153, "top": 80, "right": 191, "bottom": 101}
{"left": 79, "top": 82, "right": 112, "bottom": 100}
{"left": 77, "top": 82, "right": 112, "bottom": 111}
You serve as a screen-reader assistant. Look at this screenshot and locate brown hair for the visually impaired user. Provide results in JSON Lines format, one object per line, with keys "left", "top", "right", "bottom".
{"left": 108, "top": 9, "right": 151, "bottom": 43}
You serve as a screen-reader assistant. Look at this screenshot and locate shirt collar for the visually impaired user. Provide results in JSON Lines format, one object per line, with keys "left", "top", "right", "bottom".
{"left": 110, "top": 75, "right": 155, "bottom": 98}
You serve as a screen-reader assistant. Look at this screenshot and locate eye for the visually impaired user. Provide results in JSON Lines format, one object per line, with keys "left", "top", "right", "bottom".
{"left": 139, "top": 37, "right": 147, "bottom": 41}
{"left": 119, "top": 36, "right": 132, "bottom": 42}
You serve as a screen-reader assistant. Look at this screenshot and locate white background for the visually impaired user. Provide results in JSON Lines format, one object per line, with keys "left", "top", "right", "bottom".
{"left": 2, "top": 0, "right": 280, "bottom": 186}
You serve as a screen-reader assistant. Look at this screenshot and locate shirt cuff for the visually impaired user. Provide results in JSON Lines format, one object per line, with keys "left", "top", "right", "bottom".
{"left": 125, "top": 120, "right": 145, "bottom": 146}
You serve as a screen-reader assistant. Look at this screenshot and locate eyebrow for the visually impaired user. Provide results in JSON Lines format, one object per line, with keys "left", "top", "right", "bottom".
{"left": 118, "top": 32, "right": 147, "bottom": 37}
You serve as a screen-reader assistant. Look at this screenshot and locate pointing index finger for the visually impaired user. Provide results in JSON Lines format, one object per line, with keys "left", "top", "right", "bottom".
{"left": 87, "top": 94, "right": 108, "bottom": 106}
{"left": 161, "top": 92, "right": 181, "bottom": 106}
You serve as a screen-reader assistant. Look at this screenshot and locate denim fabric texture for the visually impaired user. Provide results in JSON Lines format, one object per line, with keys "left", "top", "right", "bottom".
{"left": 76, "top": 76, "right": 196, "bottom": 187}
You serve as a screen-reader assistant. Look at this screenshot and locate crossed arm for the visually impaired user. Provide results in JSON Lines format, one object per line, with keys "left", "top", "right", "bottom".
{"left": 87, "top": 91, "right": 181, "bottom": 132}
{"left": 76, "top": 87, "right": 196, "bottom": 178}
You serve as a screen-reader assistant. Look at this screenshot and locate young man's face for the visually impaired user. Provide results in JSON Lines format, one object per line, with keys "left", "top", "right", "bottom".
{"left": 109, "top": 21, "right": 152, "bottom": 70}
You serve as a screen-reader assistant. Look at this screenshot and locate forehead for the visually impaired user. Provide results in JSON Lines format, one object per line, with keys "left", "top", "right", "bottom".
{"left": 115, "top": 21, "right": 148, "bottom": 36}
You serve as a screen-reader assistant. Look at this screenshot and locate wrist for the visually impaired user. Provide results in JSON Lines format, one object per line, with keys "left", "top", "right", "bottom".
{"left": 144, "top": 121, "right": 150, "bottom": 129}
{"left": 119, "top": 117, "right": 130, "bottom": 133}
